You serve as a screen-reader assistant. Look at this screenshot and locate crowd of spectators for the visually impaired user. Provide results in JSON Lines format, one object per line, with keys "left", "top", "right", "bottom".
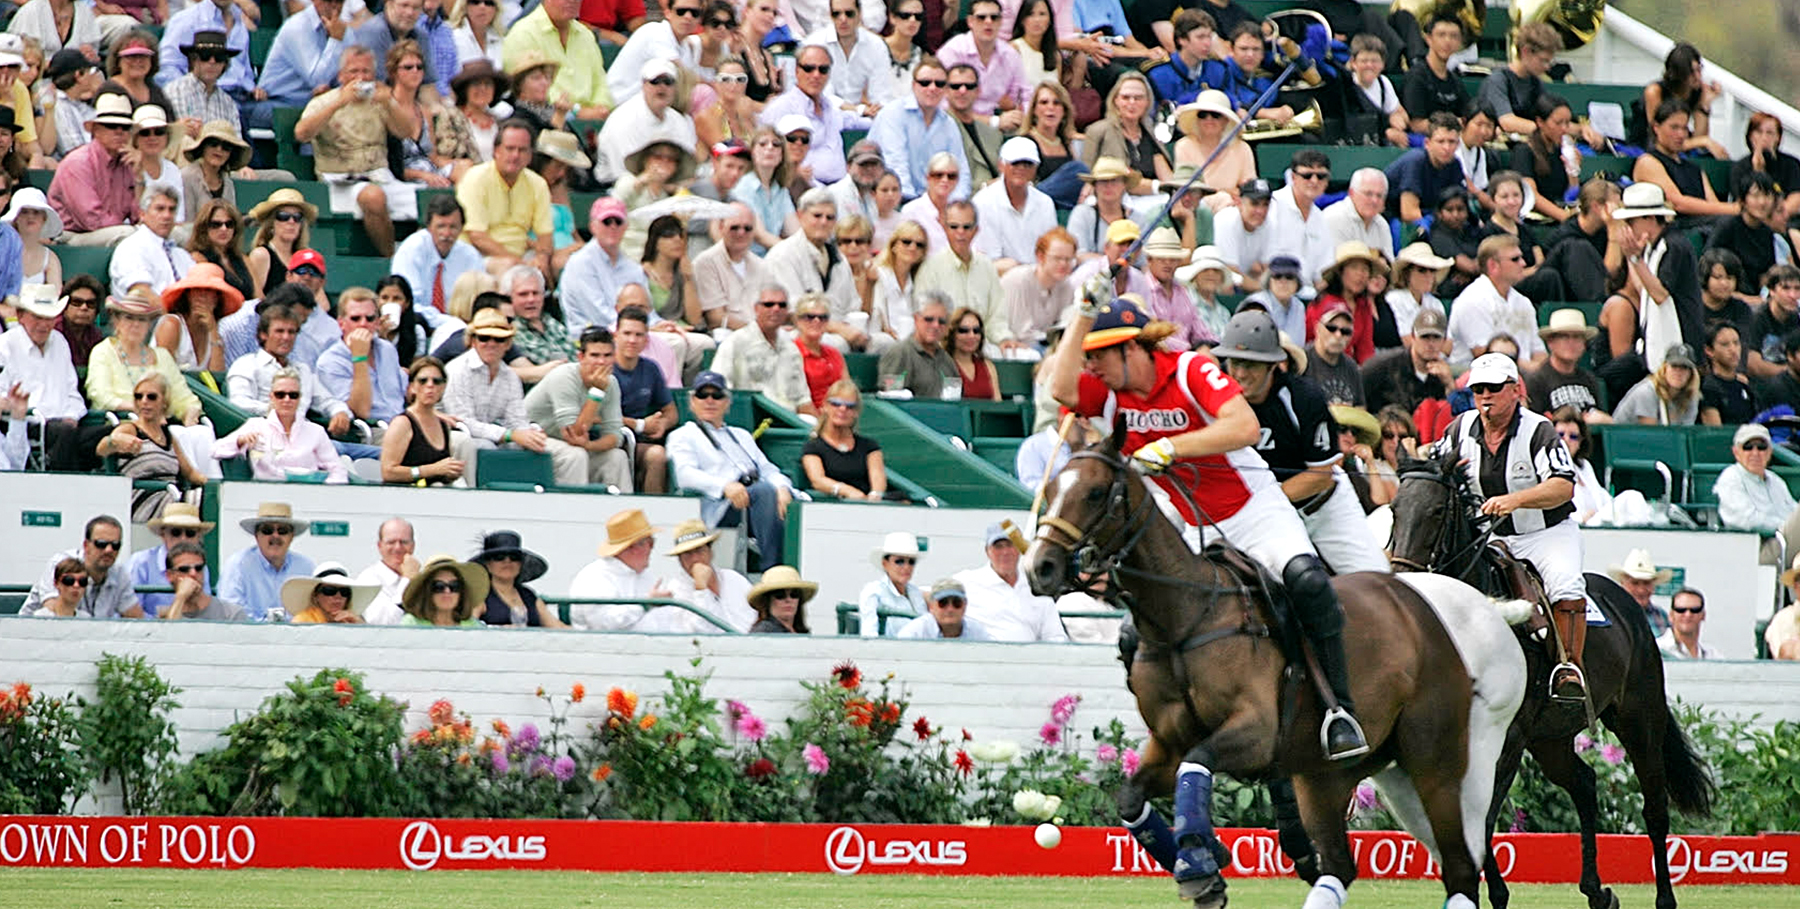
{"left": 5, "top": 3, "right": 1800, "bottom": 658}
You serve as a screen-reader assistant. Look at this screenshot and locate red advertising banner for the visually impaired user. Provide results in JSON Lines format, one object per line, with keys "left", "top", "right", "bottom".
{"left": 0, "top": 817, "right": 1793, "bottom": 886}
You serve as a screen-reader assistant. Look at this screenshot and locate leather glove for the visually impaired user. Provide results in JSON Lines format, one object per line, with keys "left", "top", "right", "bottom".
{"left": 1129, "top": 438, "right": 1176, "bottom": 473}
{"left": 1079, "top": 271, "right": 1114, "bottom": 320}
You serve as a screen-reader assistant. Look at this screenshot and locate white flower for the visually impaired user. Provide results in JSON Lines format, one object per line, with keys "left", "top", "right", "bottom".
{"left": 1011, "top": 789, "right": 1061, "bottom": 820}
{"left": 969, "top": 740, "right": 1020, "bottom": 764}
{"left": 961, "top": 817, "right": 993, "bottom": 827}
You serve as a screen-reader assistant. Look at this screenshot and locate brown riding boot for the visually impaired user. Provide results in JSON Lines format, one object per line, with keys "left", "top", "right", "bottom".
{"left": 1550, "top": 599, "right": 1589, "bottom": 702}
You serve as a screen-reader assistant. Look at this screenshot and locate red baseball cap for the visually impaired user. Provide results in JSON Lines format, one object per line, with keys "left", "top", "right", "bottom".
{"left": 287, "top": 248, "right": 327, "bottom": 275}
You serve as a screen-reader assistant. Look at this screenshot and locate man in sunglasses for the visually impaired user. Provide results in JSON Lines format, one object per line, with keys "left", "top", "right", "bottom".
{"left": 799, "top": 0, "right": 896, "bottom": 115}
{"left": 218, "top": 502, "right": 317, "bottom": 622}
{"left": 916, "top": 200, "right": 1022, "bottom": 355}
{"left": 162, "top": 544, "right": 249, "bottom": 622}
{"left": 592, "top": 58, "right": 696, "bottom": 186}
{"left": 711, "top": 283, "right": 816, "bottom": 417}
{"left": 942, "top": 64, "right": 1001, "bottom": 190}
{"left": 1306, "top": 303, "right": 1365, "bottom": 408}
{"left": 1718, "top": 422, "right": 1793, "bottom": 548}
{"left": 876, "top": 292, "right": 958, "bottom": 398}
{"left": 867, "top": 56, "right": 965, "bottom": 199}
{"left": 605, "top": 0, "right": 703, "bottom": 105}
{"left": 666, "top": 371, "right": 796, "bottom": 571}
{"left": 1433, "top": 352, "right": 1586, "bottom": 701}
{"left": 692, "top": 200, "right": 766, "bottom": 331}
{"left": 561, "top": 197, "right": 649, "bottom": 334}
{"left": 166, "top": 31, "right": 246, "bottom": 136}
{"left": 125, "top": 503, "right": 216, "bottom": 617}
{"left": 46, "top": 92, "right": 138, "bottom": 246}
{"left": 1265, "top": 148, "right": 1334, "bottom": 288}
{"left": 24, "top": 515, "right": 144, "bottom": 619}
{"left": 759, "top": 44, "right": 865, "bottom": 186}
{"left": 894, "top": 578, "right": 994, "bottom": 640}
{"left": 935, "top": 0, "right": 1028, "bottom": 129}
{"left": 54, "top": 276, "right": 107, "bottom": 369}
{"left": 1446, "top": 234, "right": 1547, "bottom": 371}
{"left": 1657, "top": 588, "right": 1719, "bottom": 660}
{"left": 441, "top": 307, "right": 549, "bottom": 458}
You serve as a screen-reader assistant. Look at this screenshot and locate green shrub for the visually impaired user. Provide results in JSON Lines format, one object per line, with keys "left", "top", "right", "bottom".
{"left": 78, "top": 653, "right": 181, "bottom": 814}
{"left": 0, "top": 682, "right": 87, "bottom": 814}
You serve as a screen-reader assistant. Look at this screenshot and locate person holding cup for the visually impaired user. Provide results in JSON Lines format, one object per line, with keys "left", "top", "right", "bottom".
{"left": 876, "top": 291, "right": 959, "bottom": 398}
{"left": 948, "top": 306, "right": 1001, "bottom": 401}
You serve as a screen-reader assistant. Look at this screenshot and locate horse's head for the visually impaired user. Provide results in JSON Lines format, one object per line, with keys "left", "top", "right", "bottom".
{"left": 1389, "top": 452, "right": 1473, "bottom": 574}
{"left": 1025, "top": 413, "right": 1144, "bottom": 598}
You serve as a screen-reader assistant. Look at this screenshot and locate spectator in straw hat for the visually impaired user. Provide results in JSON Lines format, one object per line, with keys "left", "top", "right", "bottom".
{"left": 568, "top": 508, "right": 669, "bottom": 631}
{"left": 894, "top": 577, "right": 993, "bottom": 640}
{"left": 162, "top": 543, "right": 249, "bottom": 622}
{"left": 178, "top": 120, "right": 252, "bottom": 217}
{"left": 1310, "top": 240, "right": 1394, "bottom": 365}
{"left": 1527, "top": 308, "right": 1608, "bottom": 420}
{"left": 471, "top": 531, "right": 564, "bottom": 627}
{"left": 442, "top": 308, "right": 548, "bottom": 455}
{"left": 1384, "top": 242, "right": 1452, "bottom": 343}
{"left": 858, "top": 531, "right": 926, "bottom": 636}
{"left": 217, "top": 502, "right": 317, "bottom": 622}
{"left": 1135, "top": 228, "right": 1204, "bottom": 352}
{"left": 1174, "top": 244, "right": 1239, "bottom": 343}
{"left": 643, "top": 518, "right": 756, "bottom": 633}
{"left": 282, "top": 562, "right": 378, "bottom": 624}
{"left": 747, "top": 565, "right": 817, "bottom": 634}
{"left": 126, "top": 501, "right": 215, "bottom": 616}
{"left": 1607, "top": 548, "right": 1674, "bottom": 636}
{"left": 400, "top": 555, "right": 491, "bottom": 627}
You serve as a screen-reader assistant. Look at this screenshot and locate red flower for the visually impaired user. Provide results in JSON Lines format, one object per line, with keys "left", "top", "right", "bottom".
{"left": 954, "top": 750, "right": 974, "bottom": 776}
{"left": 11, "top": 682, "right": 31, "bottom": 704}
{"left": 333, "top": 677, "right": 353, "bottom": 695}
{"left": 593, "top": 763, "right": 613, "bottom": 782}
{"left": 428, "top": 699, "right": 455, "bottom": 726}
{"left": 746, "top": 758, "right": 777, "bottom": 779}
{"left": 961, "top": 728, "right": 972, "bottom": 741}
{"left": 607, "top": 687, "right": 638, "bottom": 717}
{"left": 570, "top": 683, "right": 586, "bottom": 703}
{"left": 832, "top": 661, "right": 862, "bottom": 690}
{"left": 410, "top": 729, "right": 432, "bottom": 746}
{"left": 845, "top": 699, "right": 873, "bottom": 728}
{"left": 913, "top": 717, "right": 933, "bottom": 741}
{"left": 879, "top": 702, "right": 901, "bottom": 724}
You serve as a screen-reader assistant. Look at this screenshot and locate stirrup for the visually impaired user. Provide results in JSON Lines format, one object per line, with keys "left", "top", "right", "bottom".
{"left": 1320, "top": 706, "right": 1370, "bottom": 760}
{"left": 1550, "top": 662, "right": 1587, "bottom": 703}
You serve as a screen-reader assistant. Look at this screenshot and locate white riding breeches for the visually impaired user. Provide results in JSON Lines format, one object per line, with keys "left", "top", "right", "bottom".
{"left": 1300, "top": 470, "right": 1391, "bottom": 575}
{"left": 1498, "top": 519, "right": 1586, "bottom": 602}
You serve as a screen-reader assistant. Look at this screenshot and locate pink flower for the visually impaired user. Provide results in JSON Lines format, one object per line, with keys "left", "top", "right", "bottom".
{"left": 1600, "top": 743, "right": 1626, "bottom": 766}
{"left": 1354, "top": 781, "right": 1380, "bottom": 810}
{"left": 1039, "top": 722, "right": 1062, "bottom": 746}
{"left": 1573, "top": 732, "right": 1594, "bottom": 753}
{"left": 1096, "top": 744, "right": 1118, "bottom": 764}
{"left": 1121, "top": 748, "right": 1141, "bottom": 776}
{"left": 1050, "top": 694, "right": 1079, "bottom": 726}
{"left": 803, "top": 743, "right": 830, "bottom": 774}
{"left": 1510, "top": 808, "right": 1528, "bottom": 833}
{"left": 736, "top": 713, "right": 767, "bottom": 742}
{"left": 727, "top": 700, "right": 748, "bottom": 721}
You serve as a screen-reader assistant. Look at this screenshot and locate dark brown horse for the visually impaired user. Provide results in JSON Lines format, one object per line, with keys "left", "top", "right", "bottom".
{"left": 1390, "top": 454, "right": 1716, "bottom": 909}
{"left": 1026, "top": 433, "right": 1526, "bottom": 909}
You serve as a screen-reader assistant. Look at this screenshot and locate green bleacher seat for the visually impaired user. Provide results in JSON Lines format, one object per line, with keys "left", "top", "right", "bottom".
{"left": 326, "top": 256, "right": 395, "bottom": 294}
{"left": 26, "top": 169, "right": 52, "bottom": 191}
{"left": 972, "top": 436, "right": 1024, "bottom": 475}
{"left": 893, "top": 400, "right": 974, "bottom": 441}
{"left": 1579, "top": 155, "right": 1635, "bottom": 183}
{"left": 1597, "top": 424, "right": 1689, "bottom": 501}
{"left": 272, "top": 108, "right": 314, "bottom": 180}
{"left": 55, "top": 245, "right": 113, "bottom": 282}
{"left": 476, "top": 449, "right": 555, "bottom": 490}
{"left": 844, "top": 352, "right": 880, "bottom": 391}
{"left": 416, "top": 187, "right": 455, "bottom": 217}
{"left": 994, "top": 359, "right": 1035, "bottom": 398}
{"left": 964, "top": 398, "right": 1030, "bottom": 437}
{"left": 249, "top": 28, "right": 275, "bottom": 70}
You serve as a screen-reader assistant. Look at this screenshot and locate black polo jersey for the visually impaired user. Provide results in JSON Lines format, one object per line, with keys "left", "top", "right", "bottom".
{"left": 1456, "top": 407, "right": 1576, "bottom": 535}
{"left": 1246, "top": 370, "right": 1342, "bottom": 484}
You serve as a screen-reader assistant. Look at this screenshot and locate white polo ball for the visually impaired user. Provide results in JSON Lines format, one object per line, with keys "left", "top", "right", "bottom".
{"left": 1034, "top": 822, "right": 1062, "bottom": 849}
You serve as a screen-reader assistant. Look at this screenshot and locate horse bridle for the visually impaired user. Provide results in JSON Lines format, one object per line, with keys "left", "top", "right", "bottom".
{"left": 1033, "top": 449, "right": 1170, "bottom": 602}
{"left": 1389, "top": 465, "right": 1495, "bottom": 575}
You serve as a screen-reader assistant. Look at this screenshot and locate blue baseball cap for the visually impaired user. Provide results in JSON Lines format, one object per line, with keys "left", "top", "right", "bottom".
{"left": 691, "top": 371, "right": 729, "bottom": 392}
{"left": 1083, "top": 294, "right": 1150, "bottom": 351}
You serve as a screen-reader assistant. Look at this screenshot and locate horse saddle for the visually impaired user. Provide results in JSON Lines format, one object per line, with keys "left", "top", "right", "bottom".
{"left": 1484, "top": 540, "right": 1555, "bottom": 643}
{"left": 1203, "top": 543, "right": 1304, "bottom": 665}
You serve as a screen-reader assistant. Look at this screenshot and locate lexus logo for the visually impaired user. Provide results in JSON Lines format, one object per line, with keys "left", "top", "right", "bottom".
{"left": 400, "top": 821, "right": 442, "bottom": 871}
{"left": 824, "top": 827, "right": 866, "bottom": 875}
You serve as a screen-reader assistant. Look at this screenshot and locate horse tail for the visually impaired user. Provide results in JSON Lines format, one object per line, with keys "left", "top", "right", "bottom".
{"left": 1660, "top": 702, "right": 1716, "bottom": 818}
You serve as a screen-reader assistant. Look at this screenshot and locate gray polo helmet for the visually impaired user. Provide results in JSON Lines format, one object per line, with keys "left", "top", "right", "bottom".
{"left": 1216, "top": 310, "right": 1287, "bottom": 363}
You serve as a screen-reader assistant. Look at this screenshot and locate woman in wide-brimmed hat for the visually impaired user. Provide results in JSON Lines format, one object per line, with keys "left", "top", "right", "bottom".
{"left": 284, "top": 562, "right": 379, "bottom": 624}
{"left": 87, "top": 287, "right": 216, "bottom": 505}
{"left": 156, "top": 261, "right": 244, "bottom": 373}
{"left": 616, "top": 139, "right": 696, "bottom": 255}
{"left": 472, "top": 530, "right": 563, "bottom": 627}
{"left": 747, "top": 565, "right": 818, "bottom": 634}
{"left": 1311, "top": 241, "right": 1394, "bottom": 363}
{"left": 245, "top": 188, "right": 317, "bottom": 297}
{"left": 435, "top": 59, "right": 511, "bottom": 164}
{"left": 1172, "top": 89, "right": 1253, "bottom": 212}
{"left": 505, "top": 50, "right": 566, "bottom": 135}
{"left": 401, "top": 555, "right": 490, "bottom": 627}
{"left": 1386, "top": 242, "right": 1453, "bottom": 338}
{"left": 4, "top": 187, "right": 63, "bottom": 289}
{"left": 534, "top": 130, "right": 592, "bottom": 274}
{"left": 179, "top": 120, "right": 252, "bottom": 213}
{"left": 856, "top": 531, "right": 925, "bottom": 636}
{"left": 128, "top": 104, "right": 185, "bottom": 224}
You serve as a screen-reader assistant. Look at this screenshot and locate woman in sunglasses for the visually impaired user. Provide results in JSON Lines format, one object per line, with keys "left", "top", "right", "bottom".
{"left": 381, "top": 356, "right": 466, "bottom": 486}
{"left": 87, "top": 290, "right": 216, "bottom": 499}
{"left": 683, "top": 0, "right": 742, "bottom": 82}
{"left": 872, "top": 219, "right": 927, "bottom": 343}
{"left": 732, "top": 126, "right": 795, "bottom": 254}
{"left": 883, "top": 0, "right": 924, "bottom": 86}
{"left": 211, "top": 367, "right": 350, "bottom": 483}
{"left": 449, "top": 0, "right": 505, "bottom": 71}
{"left": 802, "top": 378, "right": 888, "bottom": 501}
{"left": 184, "top": 199, "right": 255, "bottom": 302}
{"left": 472, "top": 530, "right": 565, "bottom": 627}
{"left": 32, "top": 558, "right": 91, "bottom": 619}
{"left": 400, "top": 556, "right": 489, "bottom": 627}
{"left": 284, "top": 563, "right": 377, "bottom": 624}
{"left": 746, "top": 565, "right": 816, "bottom": 634}
{"left": 245, "top": 188, "right": 316, "bottom": 298}
{"left": 128, "top": 104, "right": 186, "bottom": 222}
{"left": 694, "top": 57, "right": 758, "bottom": 150}
{"left": 99, "top": 373, "right": 210, "bottom": 522}
{"left": 1172, "top": 90, "right": 1253, "bottom": 213}
{"left": 793, "top": 293, "right": 846, "bottom": 409}
{"left": 947, "top": 306, "right": 1000, "bottom": 401}
{"left": 857, "top": 530, "right": 925, "bottom": 636}
{"left": 1550, "top": 406, "right": 1612, "bottom": 526}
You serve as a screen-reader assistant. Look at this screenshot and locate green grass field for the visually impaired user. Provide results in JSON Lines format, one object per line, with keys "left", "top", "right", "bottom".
{"left": 1, "top": 871, "right": 1797, "bottom": 909}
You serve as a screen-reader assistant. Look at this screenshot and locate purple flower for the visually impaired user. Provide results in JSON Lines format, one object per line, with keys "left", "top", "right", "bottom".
{"left": 551, "top": 756, "right": 576, "bottom": 782}
{"left": 489, "top": 750, "right": 511, "bottom": 775}
{"left": 512, "top": 723, "right": 542, "bottom": 756}
{"left": 803, "top": 743, "right": 830, "bottom": 774}
{"left": 1096, "top": 744, "right": 1118, "bottom": 764}
{"left": 1121, "top": 748, "right": 1140, "bottom": 776}
{"left": 736, "top": 713, "right": 767, "bottom": 742}
{"left": 1039, "top": 722, "right": 1062, "bottom": 746}
{"left": 1600, "top": 743, "right": 1626, "bottom": 766}
{"left": 1354, "top": 781, "right": 1380, "bottom": 810}
{"left": 1050, "top": 694, "right": 1079, "bottom": 726}
{"left": 1573, "top": 732, "right": 1594, "bottom": 753}
{"left": 530, "top": 755, "right": 552, "bottom": 777}
{"left": 1510, "top": 808, "right": 1527, "bottom": 833}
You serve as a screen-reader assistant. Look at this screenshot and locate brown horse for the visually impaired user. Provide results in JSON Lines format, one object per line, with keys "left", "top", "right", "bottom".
{"left": 1390, "top": 454, "right": 1716, "bottom": 909}
{"left": 1026, "top": 434, "right": 1526, "bottom": 909}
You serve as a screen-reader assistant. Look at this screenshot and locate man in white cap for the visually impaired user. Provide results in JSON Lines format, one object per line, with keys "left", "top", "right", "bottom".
{"left": 593, "top": 58, "right": 696, "bottom": 186}
{"left": 46, "top": 91, "right": 139, "bottom": 246}
{"left": 1718, "top": 422, "right": 1795, "bottom": 563}
{"left": 894, "top": 578, "right": 993, "bottom": 640}
{"left": 954, "top": 522, "right": 1068, "bottom": 643}
{"left": 605, "top": 0, "right": 702, "bottom": 105}
{"left": 0, "top": 284, "right": 86, "bottom": 469}
{"left": 217, "top": 502, "right": 318, "bottom": 621}
{"left": 126, "top": 502, "right": 216, "bottom": 617}
{"left": 759, "top": 44, "right": 866, "bottom": 185}
{"left": 646, "top": 518, "right": 756, "bottom": 633}
{"left": 568, "top": 508, "right": 670, "bottom": 631}
{"left": 1606, "top": 548, "right": 1673, "bottom": 637}
{"left": 1434, "top": 351, "right": 1587, "bottom": 701}
{"left": 970, "top": 136, "right": 1055, "bottom": 274}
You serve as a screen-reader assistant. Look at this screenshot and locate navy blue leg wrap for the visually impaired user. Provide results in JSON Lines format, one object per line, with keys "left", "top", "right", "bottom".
{"left": 1124, "top": 803, "right": 1178, "bottom": 872}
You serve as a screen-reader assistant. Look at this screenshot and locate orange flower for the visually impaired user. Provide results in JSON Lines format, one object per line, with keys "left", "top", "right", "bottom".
{"left": 479, "top": 737, "right": 500, "bottom": 755}
{"left": 846, "top": 699, "right": 873, "bottom": 728}
{"left": 535, "top": 686, "right": 546, "bottom": 698}
{"left": 410, "top": 729, "right": 432, "bottom": 746}
{"left": 456, "top": 752, "right": 472, "bottom": 765}
{"left": 453, "top": 721, "right": 474, "bottom": 744}
{"left": 879, "top": 702, "right": 901, "bottom": 724}
{"left": 606, "top": 716, "right": 623, "bottom": 731}
{"left": 434, "top": 725, "right": 456, "bottom": 744}
{"left": 593, "top": 763, "right": 613, "bottom": 782}
{"left": 491, "top": 719, "right": 513, "bottom": 739}
{"left": 428, "top": 699, "right": 455, "bottom": 726}
{"left": 570, "top": 683, "right": 586, "bottom": 703}
{"left": 11, "top": 682, "right": 32, "bottom": 704}
{"left": 607, "top": 687, "right": 638, "bottom": 717}
{"left": 638, "top": 713, "right": 658, "bottom": 730}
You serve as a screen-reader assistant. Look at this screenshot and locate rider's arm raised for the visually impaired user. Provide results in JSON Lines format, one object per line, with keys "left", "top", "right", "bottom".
{"left": 1048, "top": 310, "right": 1092, "bottom": 410}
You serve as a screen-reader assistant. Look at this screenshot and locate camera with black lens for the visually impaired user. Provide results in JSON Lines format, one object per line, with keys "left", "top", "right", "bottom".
{"left": 735, "top": 469, "right": 760, "bottom": 486}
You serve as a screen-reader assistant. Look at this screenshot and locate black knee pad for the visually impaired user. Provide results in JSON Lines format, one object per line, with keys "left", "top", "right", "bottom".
{"left": 1117, "top": 618, "right": 1139, "bottom": 671}
{"left": 1282, "top": 554, "right": 1344, "bottom": 638}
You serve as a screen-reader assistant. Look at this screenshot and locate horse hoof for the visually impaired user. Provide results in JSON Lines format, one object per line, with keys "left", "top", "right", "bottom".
{"left": 1179, "top": 874, "right": 1228, "bottom": 909}
{"left": 1592, "top": 888, "right": 1619, "bottom": 909}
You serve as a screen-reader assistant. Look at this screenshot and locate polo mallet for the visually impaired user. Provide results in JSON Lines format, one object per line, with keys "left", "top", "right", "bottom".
{"left": 1031, "top": 411, "right": 1080, "bottom": 520}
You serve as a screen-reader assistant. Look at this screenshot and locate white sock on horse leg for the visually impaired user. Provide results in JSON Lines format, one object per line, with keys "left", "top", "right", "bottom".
{"left": 1443, "top": 894, "right": 1477, "bottom": 909}
{"left": 1299, "top": 874, "right": 1347, "bottom": 909}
